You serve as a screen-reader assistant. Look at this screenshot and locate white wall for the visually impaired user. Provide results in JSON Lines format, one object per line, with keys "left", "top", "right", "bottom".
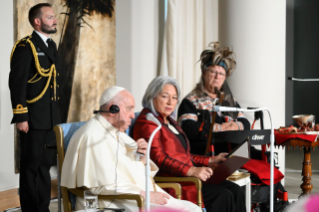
{"left": 219, "top": 0, "right": 286, "bottom": 178}
{"left": 116, "top": 0, "right": 220, "bottom": 111}
{"left": 205, "top": 0, "right": 219, "bottom": 45}
{"left": 116, "top": 0, "right": 162, "bottom": 112}
{"left": 0, "top": 0, "right": 19, "bottom": 192}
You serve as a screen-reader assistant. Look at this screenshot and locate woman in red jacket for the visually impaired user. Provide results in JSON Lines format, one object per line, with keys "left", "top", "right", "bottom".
{"left": 133, "top": 76, "right": 245, "bottom": 212}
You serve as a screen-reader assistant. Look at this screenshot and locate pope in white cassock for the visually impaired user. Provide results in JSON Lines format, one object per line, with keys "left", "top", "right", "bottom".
{"left": 61, "top": 86, "right": 201, "bottom": 212}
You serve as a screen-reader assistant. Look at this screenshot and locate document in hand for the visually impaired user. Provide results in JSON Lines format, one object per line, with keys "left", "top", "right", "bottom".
{"left": 207, "top": 138, "right": 250, "bottom": 185}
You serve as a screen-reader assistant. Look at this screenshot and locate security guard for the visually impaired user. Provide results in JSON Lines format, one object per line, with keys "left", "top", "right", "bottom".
{"left": 9, "top": 3, "right": 61, "bottom": 212}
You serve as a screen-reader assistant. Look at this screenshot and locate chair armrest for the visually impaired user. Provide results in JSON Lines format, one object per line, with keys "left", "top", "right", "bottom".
{"left": 157, "top": 183, "right": 182, "bottom": 199}
{"left": 154, "top": 176, "right": 202, "bottom": 190}
{"left": 68, "top": 188, "right": 144, "bottom": 209}
{"left": 154, "top": 176, "right": 203, "bottom": 208}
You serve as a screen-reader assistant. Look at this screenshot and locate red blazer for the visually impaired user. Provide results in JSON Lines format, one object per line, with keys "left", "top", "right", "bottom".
{"left": 133, "top": 108, "right": 210, "bottom": 205}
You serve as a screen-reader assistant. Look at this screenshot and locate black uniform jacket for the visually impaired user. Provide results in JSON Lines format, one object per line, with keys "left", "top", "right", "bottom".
{"left": 9, "top": 31, "right": 61, "bottom": 130}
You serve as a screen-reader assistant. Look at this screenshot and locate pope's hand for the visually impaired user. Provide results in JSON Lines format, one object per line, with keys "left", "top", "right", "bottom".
{"left": 136, "top": 138, "right": 148, "bottom": 164}
{"left": 140, "top": 190, "right": 170, "bottom": 205}
{"left": 136, "top": 138, "right": 147, "bottom": 155}
{"left": 186, "top": 166, "right": 213, "bottom": 181}
{"left": 208, "top": 152, "right": 228, "bottom": 168}
{"left": 17, "top": 121, "right": 29, "bottom": 133}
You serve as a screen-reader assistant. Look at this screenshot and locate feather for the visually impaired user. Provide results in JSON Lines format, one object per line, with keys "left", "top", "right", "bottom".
{"left": 62, "top": 0, "right": 115, "bottom": 27}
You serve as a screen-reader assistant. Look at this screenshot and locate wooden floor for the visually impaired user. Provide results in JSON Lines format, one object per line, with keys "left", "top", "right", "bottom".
{"left": 0, "top": 179, "right": 58, "bottom": 212}
{"left": 285, "top": 171, "right": 319, "bottom": 199}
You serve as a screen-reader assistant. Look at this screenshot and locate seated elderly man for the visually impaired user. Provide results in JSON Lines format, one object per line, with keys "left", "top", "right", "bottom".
{"left": 61, "top": 86, "right": 201, "bottom": 212}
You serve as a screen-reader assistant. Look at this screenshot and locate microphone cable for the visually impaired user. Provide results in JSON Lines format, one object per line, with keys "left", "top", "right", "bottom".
{"left": 105, "top": 112, "right": 121, "bottom": 209}
{"left": 105, "top": 111, "right": 143, "bottom": 209}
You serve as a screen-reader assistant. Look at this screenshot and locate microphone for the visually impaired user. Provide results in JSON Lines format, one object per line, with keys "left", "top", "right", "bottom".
{"left": 93, "top": 105, "right": 120, "bottom": 114}
{"left": 288, "top": 76, "right": 319, "bottom": 81}
{"left": 145, "top": 113, "right": 162, "bottom": 212}
{"left": 212, "top": 105, "right": 239, "bottom": 112}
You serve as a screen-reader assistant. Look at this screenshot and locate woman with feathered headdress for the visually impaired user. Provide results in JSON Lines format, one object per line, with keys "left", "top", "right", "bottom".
{"left": 178, "top": 42, "right": 250, "bottom": 155}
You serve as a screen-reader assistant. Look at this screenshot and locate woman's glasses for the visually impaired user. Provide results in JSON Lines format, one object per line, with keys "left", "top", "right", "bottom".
{"left": 207, "top": 70, "right": 226, "bottom": 77}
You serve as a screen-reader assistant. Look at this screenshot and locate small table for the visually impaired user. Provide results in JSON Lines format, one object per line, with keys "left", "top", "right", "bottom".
{"left": 277, "top": 138, "right": 319, "bottom": 197}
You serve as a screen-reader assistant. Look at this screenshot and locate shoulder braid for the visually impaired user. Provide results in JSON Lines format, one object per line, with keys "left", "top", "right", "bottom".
{"left": 10, "top": 35, "right": 57, "bottom": 103}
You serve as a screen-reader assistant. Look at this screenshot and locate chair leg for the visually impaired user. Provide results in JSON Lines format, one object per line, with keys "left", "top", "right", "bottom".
{"left": 57, "top": 156, "right": 62, "bottom": 212}
{"left": 197, "top": 188, "right": 202, "bottom": 209}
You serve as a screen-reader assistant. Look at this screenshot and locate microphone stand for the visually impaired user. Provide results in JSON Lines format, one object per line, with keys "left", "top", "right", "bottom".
{"left": 213, "top": 106, "right": 275, "bottom": 212}
{"left": 145, "top": 114, "right": 162, "bottom": 212}
{"left": 288, "top": 77, "right": 319, "bottom": 81}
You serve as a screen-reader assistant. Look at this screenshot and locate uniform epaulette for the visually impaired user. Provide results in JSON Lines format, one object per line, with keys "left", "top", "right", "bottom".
{"left": 10, "top": 36, "right": 32, "bottom": 60}
{"left": 21, "top": 35, "right": 32, "bottom": 41}
{"left": 17, "top": 43, "right": 26, "bottom": 47}
{"left": 16, "top": 36, "right": 32, "bottom": 47}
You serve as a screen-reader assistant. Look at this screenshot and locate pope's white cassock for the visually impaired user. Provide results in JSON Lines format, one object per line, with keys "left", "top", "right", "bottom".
{"left": 61, "top": 113, "right": 200, "bottom": 212}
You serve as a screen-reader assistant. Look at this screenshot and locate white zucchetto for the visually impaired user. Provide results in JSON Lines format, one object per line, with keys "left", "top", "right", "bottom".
{"left": 99, "top": 86, "right": 125, "bottom": 106}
